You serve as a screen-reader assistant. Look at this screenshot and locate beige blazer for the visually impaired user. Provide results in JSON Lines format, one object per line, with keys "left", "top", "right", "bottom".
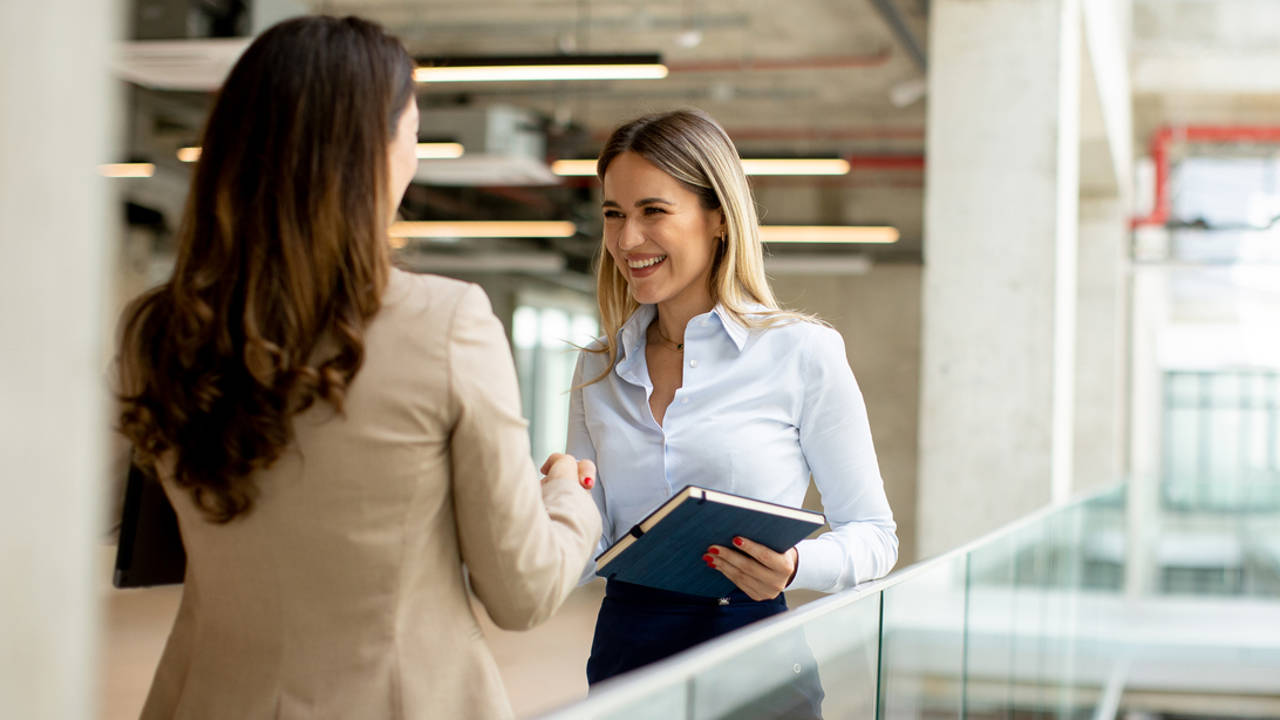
{"left": 141, "top": 269, "right": 601, "bottom": 719}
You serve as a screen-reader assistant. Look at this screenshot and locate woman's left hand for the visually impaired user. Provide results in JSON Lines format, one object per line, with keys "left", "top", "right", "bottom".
{"left": 704, "top": 536, "right": 798, "bottom": 601}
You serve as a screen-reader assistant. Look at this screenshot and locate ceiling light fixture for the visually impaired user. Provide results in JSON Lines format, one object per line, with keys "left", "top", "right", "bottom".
{"left": 99, "top": 162, "right": 155, "bottom": 178}
{"left": 414, "top": 54, "right": 668, "bottom": 83}
{"left": 176, "top": 142, "right": 465, "bottom": 163}
{"left": 416, "top": 142, "right": 465, "bottom": 159}
{"left": 549, "top": 159, "right": 598, "bottom": 176}
{"left": 760, "top": 225, "right": 899, "bottom": 244}
{"left": 389, "top": 220, "right": 577, "bottom": 239}
{"left": 551, "top": 157, "right": 851, "bottom": 177}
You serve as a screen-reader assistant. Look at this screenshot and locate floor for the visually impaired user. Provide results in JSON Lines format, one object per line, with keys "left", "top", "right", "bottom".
{"left": 96, "top": 544, "right": 605, "bottom": 719}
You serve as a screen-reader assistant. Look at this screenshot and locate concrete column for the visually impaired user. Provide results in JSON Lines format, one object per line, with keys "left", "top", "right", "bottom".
{"left": 1125, "top": 265, "right": 1165, "bottom": 598}
{"left": 0, "top": 1, "right": 115, "bottom": 717}
{"left": 1074, "top": 198, "right": 1129, "bottom": 493}
{"left": 918, "top": 0, "right": 1082, "bottom": 557}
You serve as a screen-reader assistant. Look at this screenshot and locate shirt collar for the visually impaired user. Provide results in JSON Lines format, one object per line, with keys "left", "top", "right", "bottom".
{"left": 615, "top": 301, "right": 761, "bottom": 362}
{"left": 613, "top": 303, "right": 656, "bottom": 385}
{"left": 710, "top": 304, "right": 754, "bottom": 352}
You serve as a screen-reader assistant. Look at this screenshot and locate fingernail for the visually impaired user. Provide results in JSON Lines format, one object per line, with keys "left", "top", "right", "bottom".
{"left": 702, "top": 554, "right": 714, "bottom": 563}
{"left": 708, "top": 547, "right": 719, "bottom": 555}
{"left": 583, "top": 477, "right": 594, "bottom": 489}
{"left": 733, "top": 537, "right": 744, "bottom": 547}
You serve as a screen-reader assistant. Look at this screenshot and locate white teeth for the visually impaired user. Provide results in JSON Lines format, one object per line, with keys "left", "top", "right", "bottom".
{"left": 627, "top": 255, "right": 667, "bottom": 269}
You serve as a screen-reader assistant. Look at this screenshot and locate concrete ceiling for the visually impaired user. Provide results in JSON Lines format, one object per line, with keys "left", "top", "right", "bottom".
{"left": 122, "top": 0, "right": 934, "bottom": 272}
{"left": 315, "top": 0, "right": 928, "bottom": 139}
{"left": 1132, "top": 0, "right": 1280, "bottom": 139}
{"left": 118, "top": 0, "right": 1280, "bottom": 280}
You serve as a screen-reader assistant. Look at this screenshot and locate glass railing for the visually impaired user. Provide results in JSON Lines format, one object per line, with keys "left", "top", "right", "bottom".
{"left": 540, "top": 484, "right": 1280, "bottom": 719}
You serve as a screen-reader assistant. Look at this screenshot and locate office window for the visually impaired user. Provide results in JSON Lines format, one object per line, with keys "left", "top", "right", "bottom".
{"left": 512, "top": 298, "right": 599, "bottom": 464}
{"left": 1162, "top": 369, "right": 1280, "bottom": 512}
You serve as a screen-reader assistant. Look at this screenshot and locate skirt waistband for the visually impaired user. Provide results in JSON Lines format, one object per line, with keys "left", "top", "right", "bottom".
{"left": 604, "top": 579, "right": 786, "bottom": 608}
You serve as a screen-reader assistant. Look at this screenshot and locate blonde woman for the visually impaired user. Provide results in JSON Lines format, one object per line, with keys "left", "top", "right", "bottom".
{"left": 567, "top": 110, "right": 898, "bottom": 701}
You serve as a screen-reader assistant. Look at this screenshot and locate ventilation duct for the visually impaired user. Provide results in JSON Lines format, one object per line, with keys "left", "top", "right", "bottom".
{"left": 415, "top": 105, "right": 558, "bottom": 187}
{"left": 116, "top": 0, "right": 303, "bottom": 90}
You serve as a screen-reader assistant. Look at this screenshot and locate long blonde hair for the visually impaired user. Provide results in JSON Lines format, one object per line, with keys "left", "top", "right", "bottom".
{"left": 586, "top": 109, "right": 816, "bottom": 382}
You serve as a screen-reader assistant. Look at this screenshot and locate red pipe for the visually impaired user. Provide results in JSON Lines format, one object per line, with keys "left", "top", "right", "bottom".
{"left": 1132, "top": 125, "right": 1280, "bottom": 228}
{"left": 1131, "top": 126, "right": 1174, "bottom": 229}
{"left": 845, "top": 154, "right": 925, "bottom": 171}
{"left": 666, "top": 49, "right": 892, "bottom": 74}
{"left": 588, "top": 127, "right": 925, "bottom": 142}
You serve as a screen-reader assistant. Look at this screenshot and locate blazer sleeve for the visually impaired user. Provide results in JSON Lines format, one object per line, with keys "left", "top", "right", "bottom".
{"left": 447, "top": 285, "right": 602, "bottom": 630}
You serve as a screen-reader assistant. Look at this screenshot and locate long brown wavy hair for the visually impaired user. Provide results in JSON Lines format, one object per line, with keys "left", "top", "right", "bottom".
{"left": 116, "top": 16, "right": 415, "bottom": 522}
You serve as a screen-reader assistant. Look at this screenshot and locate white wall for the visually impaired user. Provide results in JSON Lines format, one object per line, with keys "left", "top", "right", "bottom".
{"left": 0, "top": 1, "right": 116, "bottom": 717}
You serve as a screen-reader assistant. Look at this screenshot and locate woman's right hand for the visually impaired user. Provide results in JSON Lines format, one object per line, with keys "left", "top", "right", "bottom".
{"left": 540, "top": 452, "right": 596, "bottom": 490}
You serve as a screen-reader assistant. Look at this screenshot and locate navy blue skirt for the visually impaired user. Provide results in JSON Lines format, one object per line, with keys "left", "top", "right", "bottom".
{"left": 587, "top": 580, "right": 824, "bottom": 718}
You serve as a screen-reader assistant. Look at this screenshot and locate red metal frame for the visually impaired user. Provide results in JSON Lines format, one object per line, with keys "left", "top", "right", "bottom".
{"left": 1132, "top": 125, "right": 1280, "bottom": 228}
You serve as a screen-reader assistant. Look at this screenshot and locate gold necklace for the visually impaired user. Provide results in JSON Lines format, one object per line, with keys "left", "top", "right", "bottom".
{"left": 654, "top": 323, "right": 684, "bottom": 352}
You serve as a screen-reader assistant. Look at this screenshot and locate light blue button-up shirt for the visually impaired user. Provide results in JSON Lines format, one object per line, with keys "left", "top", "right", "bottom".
{"left": 568, "top": 302, "right": 898, "bottom": 593}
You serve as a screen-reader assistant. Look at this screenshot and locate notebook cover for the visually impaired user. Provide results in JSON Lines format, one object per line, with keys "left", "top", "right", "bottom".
{"left": 595, "top": 487, "right": 824, "bottom": 597}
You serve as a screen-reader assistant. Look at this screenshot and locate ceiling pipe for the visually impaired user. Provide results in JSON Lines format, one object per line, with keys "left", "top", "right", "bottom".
{"left": 867, "top": 0, "right": 928, "bottom": 72}
{"left": 1131, "top": 125, "right": 1280, "bottom": 229}
{"left": 726, "top": 127, "right": 926, "bottom": 142}
{"left": 842, "top": 154, "right": 924, "bottom": 171}
{"left": 666, "top": 49, "right": 892, "bottom": 73}
{"left": 589, "top": 127, "right": 926, "bottom": 142}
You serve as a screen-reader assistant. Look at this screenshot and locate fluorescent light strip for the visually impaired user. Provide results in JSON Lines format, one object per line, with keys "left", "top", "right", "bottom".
{"left": 416, "top": 142, "right": 464, "bottom": 159}
{"left": 741, "top": 158, "right": 850, "bottom": 176}
{"left": 415, "top": 64, "right": 668, "bottom": 83}
{"left": 760, "top": 225, "right": 899, "bottom": 244}
{"left": 178, "top": 143, "right": 464, "bottom": 163}
{"left": 99, "top": 162, "right": 155, "bottom": 178}
{"left": 550, "top": 159, "right": 598, "bottom": 176}
{"left": 389, "top": 220, "right": 577, "bottom": 239}
{"left": 552, "top": 158, "right": 850, "bottom": 177}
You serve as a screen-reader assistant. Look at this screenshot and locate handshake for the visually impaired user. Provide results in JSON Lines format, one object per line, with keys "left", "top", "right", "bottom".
{"left": 540, "top": 453, "right": 596, "bottom": 491}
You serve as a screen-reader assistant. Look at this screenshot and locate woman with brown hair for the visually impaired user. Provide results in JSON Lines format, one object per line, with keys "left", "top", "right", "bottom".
{"left": 116, "top": 16, "right": 600, "bottom": 719}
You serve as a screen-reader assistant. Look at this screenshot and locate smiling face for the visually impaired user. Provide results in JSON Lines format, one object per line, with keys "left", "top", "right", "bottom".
{"left": 602, "top": 151, "right": 725, "bottom": 310}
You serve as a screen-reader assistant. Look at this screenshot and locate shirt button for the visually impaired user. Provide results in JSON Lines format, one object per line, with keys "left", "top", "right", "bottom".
{"left": 689, "top": 359, "right": 699, "bottom": 368}
{"left": 681, "top": 397, "right": 689, "bottom": 404}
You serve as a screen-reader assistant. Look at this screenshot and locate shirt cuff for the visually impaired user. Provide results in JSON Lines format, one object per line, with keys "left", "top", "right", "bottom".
{"left": 789, "top": 537, "right": 843, "bottom": 592}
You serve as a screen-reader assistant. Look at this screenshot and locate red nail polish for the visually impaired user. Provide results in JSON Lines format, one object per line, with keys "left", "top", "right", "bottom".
{"left": 703, "top": 554, "right": 714, "bottom": 563}
{"left": 708, "top": 547, "right": 720, "bottom": 555}
{"left": 733, "top": 537, "right": 744, "bottom": 547}
{"left": 583, "top": 477, "right": 594, "bottom": 489}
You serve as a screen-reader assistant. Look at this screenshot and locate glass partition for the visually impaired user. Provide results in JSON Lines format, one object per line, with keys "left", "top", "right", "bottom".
{"left": 541, "top": 484, "right": 1280, "bottom": 720}
{"left": 877, "top": 555, "right": 966, "bottom": 719}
